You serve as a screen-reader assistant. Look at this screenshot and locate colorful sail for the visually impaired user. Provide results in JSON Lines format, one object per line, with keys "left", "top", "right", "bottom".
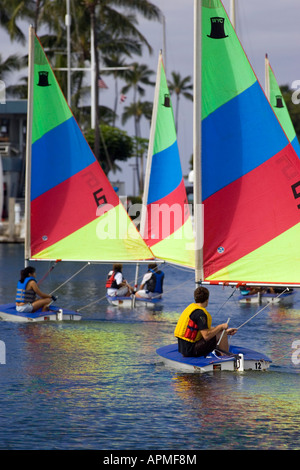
{"left": 140, "top": 52, "right": 195, "bottom": 268}
{"left": 199, "top": 0, "right": 300, "bottom": 285}
{"left": 26, "top": 28, "right": 153, "bottom": 262}
{"left": 265, "top": 53, "right": 300, "bottom": 158}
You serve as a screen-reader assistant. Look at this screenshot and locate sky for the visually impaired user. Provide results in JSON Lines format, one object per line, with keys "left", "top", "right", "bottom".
{"left": 1, "top": 0, "right": 300, "bottom": 195}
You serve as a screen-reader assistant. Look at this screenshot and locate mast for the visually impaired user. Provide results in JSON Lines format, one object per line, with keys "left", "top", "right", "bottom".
{"left": 24, "top": 26, "right": 35, "bottom": 265}
{"left": 193, "top": 0, "right": 203, "bottom": 283}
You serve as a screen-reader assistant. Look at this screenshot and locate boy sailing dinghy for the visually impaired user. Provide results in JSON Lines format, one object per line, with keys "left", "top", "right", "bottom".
{"left": 157, "top": 0, "right": 300, "bottom": 372}
{"left": 0, "top": 27, "right": 154, "bottom": 322}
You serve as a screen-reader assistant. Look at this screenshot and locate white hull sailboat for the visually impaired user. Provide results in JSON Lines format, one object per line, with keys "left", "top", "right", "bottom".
{"left": 0, "top": 304, "right": 81, "bottom": 322}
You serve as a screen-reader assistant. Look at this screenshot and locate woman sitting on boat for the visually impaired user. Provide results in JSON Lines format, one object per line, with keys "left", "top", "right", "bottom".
{"left": 174, "top": 286, "right": 237, "bottom": 357}
{"left": 135, "top": 263, "right": 164, "bottom": 299}
{"left": 16, "top": 266, "right": 56, "bottom": 313}
{"left": 106, "top": 264, "right": 133, "bottom": 297}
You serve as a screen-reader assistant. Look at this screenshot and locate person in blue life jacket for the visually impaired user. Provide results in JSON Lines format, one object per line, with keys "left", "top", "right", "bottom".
{"left": 106, "top": 263, "right": 134, "bottom": 297}
{"left": 135, "top": 263, "right": 164, "bottom": 299}
{"left": 16, "top": 266, "right": 57, "bottom": 313}
{"left": 174, "top": 286, "right": 237, "bottom": 357}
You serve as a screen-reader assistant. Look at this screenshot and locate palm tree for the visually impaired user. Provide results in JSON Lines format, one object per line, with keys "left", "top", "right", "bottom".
{"left": 121, "top": 62, "right": 155, "bottom": 104}
{"left": 168, "top": 72, "right": 193, "bottom": 131}
{"left": 0, "top": 0, "right": 163, "bottom": 172}
{"left": 81, "top": 0, "right": 161, "bottom": 160}
{"left": 121, "top": 62, "right": 155, "bottom": 190}
{"left": 122, "top": 99, "right": 152, "bottom": 193}
{"left": 0, "top": 0, "right": 29, "bottom": 43}
{"left": 0, "top": 53, "right": 25, "bottom": 97}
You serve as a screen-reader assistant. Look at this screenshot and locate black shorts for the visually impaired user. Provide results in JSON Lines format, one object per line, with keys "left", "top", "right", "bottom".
{"left": 192, "top": 336, "right": 217, "bottom": 357}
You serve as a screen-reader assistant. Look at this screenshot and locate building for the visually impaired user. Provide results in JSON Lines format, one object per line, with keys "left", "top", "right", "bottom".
{"left": 0, "top": 100, "right": 27, "bottom": 219}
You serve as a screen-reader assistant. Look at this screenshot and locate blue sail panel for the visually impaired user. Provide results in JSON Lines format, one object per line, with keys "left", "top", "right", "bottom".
{"left": 202, "top": 81, "right": 288, "bottom": 200}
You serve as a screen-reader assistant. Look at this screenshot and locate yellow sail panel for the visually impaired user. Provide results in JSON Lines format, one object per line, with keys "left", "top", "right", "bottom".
{"left": 150, "top": 219, "right": 195, "bottom": 269}
{"left": 32, "top": 204, "right": 154, "bottom": 261}
{"left": 206, "top": 222, "right": 300, "bottom": 285}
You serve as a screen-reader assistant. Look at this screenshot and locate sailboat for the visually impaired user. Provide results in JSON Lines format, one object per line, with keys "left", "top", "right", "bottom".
{"left": 0, "top": 27, "right": 154, "bottom": 322}
{"left": 107, "top": 51, "right": 195, "bottom": 308}
{"left": 157, "top": 0, "right": 300, "bottom": 372}
{"left": 140, "top": 51, "right": 195, "bottom": 269}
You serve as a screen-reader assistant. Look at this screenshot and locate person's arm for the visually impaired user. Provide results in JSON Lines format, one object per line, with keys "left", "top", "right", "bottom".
{"left": 27, "top": 280, "right": 52, "bottom": 300}
{"left": 200, "top": 323, "right": 228, "bottom": 341}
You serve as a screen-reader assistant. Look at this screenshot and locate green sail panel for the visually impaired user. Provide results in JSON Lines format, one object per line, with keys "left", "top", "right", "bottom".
{"left": 202, "top": 4, "right": 256, "bottom": 120}
{"left": 266, "top": 55, "right": 300, "bottom": 156}
{"left": 32, "top": 36, "right": 72, "bottom": 144}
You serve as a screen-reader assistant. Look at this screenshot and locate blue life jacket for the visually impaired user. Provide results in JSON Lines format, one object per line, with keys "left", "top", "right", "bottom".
{"left": 146, "top": 269, "right": 164, "bottom": 294}
{"left": 16, "top": 276, "right": 37, "bottom": 303}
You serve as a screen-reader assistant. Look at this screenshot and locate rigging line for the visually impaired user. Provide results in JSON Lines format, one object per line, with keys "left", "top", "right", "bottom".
{"left": 49, "top": 262, "right": 91, "bottom": 295}
{"left": 217, "top": 317, "right": 230, "bottom": 346}
{"left": 76, "top": 294, "right": 108, "bottom": 312}
{"left": 215, "top": 287, "right": 237, "bottom": 315}
{"left": 37, "top": 260, "right": 60, "bottom": 285}
{"left": 236, "top": 288, "right": 289, "bottom": 330}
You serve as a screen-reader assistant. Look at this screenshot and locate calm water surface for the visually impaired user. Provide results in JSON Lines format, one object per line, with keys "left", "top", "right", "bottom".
{"left": 0, "top": 244, "right": 299, "bottom": 450}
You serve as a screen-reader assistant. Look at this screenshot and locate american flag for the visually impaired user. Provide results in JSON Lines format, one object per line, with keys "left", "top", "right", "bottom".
{"left": 98, "top": 75, "right": 108, "bottom": 89}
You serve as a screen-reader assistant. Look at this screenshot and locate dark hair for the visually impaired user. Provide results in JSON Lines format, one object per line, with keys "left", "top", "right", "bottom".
{"left": 194, "top": 286, "right": 209, "bottom": 304}
{"left": 20, "top": 266, "right": 36, "bottom": 283}
{"left": 148, "top": 263, "right": 158, "bottom": 271}
{"left": 113, "top": 263, "right": 123, "bottom": 272}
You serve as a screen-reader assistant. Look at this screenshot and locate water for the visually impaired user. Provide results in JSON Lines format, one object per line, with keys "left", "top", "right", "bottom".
{"left": 0, "top": 244, "right": 299, "bottom": 450}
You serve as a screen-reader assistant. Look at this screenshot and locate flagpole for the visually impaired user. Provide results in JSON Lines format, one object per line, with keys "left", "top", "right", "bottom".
{"left": 91, "top": 26, "right": 96, "bottom": 129}
{"left": 265, "top": 53, "right": 270, "bottom": 101}
{"left": 230, "top": 0, "right": 236, "bottom": 29}
{"left": 66, "top": 0, "right": 71, "bottom": 105}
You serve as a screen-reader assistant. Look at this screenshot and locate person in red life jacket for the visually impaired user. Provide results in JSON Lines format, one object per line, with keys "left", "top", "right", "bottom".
{"left": 106, "top": 263, "right": 134, "bottom": 297}
{"left": 174, "top": 286, "right": 237, "bottom": 357}
{"left": 16, "top": 266, "right": 57, "bottom": 313}
{"left": 135, "top": 263, "right": 164, "bottom": 299}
